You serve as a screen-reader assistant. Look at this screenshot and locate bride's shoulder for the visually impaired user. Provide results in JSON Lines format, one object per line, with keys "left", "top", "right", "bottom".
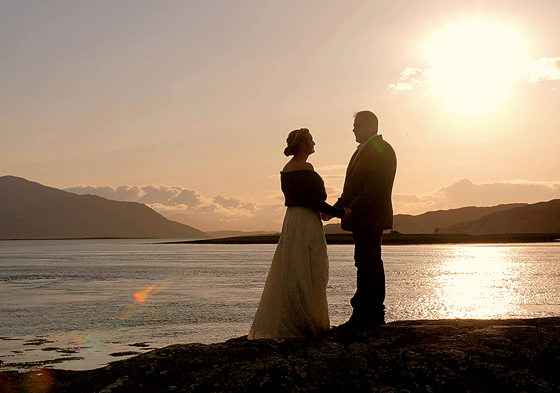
{"left": 282, "top": 162, "right": 314, "bottom": 172}
{"left": 302, "top": 162, "right": 314, "bottom": 171}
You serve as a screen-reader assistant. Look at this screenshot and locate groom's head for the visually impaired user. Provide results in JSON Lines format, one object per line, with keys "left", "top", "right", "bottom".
{"left": 353, "top": 111, "right": 378, "bottom": 143}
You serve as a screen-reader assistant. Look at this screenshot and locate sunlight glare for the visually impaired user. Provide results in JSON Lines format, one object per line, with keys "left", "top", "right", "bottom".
{"left": 425, "top": 20, "right": 527, "bottom": 113}
{"left": 435, "top": 247, "right": 518, "bottom": 319}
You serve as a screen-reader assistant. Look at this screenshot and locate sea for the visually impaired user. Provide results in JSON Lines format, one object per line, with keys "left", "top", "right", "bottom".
{"left": 1, "top": 239, "right": 559, "bottom": 372}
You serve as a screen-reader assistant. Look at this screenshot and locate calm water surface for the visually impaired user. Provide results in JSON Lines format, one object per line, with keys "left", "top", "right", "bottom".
{"left": 1, "top": 239, "right": 559, "bottom": 371}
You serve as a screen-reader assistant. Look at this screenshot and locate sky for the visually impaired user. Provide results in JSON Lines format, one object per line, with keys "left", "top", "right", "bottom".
{"left": 2, "top": 0, "right": 559, "bottom": 232}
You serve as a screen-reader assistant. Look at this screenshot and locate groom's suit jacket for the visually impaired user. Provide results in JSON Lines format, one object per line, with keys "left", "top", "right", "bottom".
{"left": 334, "top": 135, "right": 397, "bottom": 231}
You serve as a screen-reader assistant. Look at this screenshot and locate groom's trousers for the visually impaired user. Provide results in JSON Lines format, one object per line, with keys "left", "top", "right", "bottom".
{"left": 350, "top": 228, "right": 386, "bottom": 324}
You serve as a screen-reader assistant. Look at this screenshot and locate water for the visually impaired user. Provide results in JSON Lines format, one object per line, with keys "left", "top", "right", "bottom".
{"left": 1, "top": 240, "right": 559, "bottom": 371}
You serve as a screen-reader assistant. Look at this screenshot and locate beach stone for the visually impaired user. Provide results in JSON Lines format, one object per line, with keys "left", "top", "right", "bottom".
{"left": 1, "top": 317, "right": 560, "bottom": 392}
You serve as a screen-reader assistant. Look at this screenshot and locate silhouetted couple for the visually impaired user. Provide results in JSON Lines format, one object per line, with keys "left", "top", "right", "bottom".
{"left": 248, "top": 110, "right": 397, "bottom": 340}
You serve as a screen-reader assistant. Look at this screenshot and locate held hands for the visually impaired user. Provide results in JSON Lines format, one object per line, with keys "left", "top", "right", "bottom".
{"left": 322, "top": 208, "right": 353, "bottom": 224}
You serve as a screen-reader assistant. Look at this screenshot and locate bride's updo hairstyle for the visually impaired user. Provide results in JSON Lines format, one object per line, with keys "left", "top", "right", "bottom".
{"left": 284, "top": 128, "right": 310, "bottom": 156}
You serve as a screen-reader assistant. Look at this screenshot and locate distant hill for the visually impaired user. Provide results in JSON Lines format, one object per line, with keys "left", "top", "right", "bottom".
{"left": 323, "top": 203, "right": 527, "bottom": 234}
{"left": 443, "top": 199, "right": 560, "bottom": 234}
{"left": 206, "top": 230, "right": 279, "bottom": 238}
{"left": 167, "top": 213, "right": 279, "bottom": 238}
{"left": 322, "top": 201, "right": 560, "bottom": 235}
{"left": 0, "top": 176, "right": 210, "bottom": 239}
{"left": 392, "top": 203, "right": 527, "bottom": 234}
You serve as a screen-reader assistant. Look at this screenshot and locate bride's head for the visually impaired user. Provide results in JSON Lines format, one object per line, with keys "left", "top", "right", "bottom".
{"left": 284, "top": 128, "right": 315, "bottom": 156}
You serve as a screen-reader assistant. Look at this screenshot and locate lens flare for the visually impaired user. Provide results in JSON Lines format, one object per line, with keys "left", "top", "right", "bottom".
{"left": 0, "top": 373, "right": 18, "bottom": 392}
{"left": 133, "top": 284, "right": 156, "bottom": 304}
{"left": 120, "top": 282, "right": 168, "bottom": 321}
{"left": 133, "top": 282, "right": 167, "bottom": 304}
{"left": 22, "top": 369, "right": 54, "bottom": 393}
{"left": 74, "top": 332, "right": 101, "bottom": 354}
{"left": 119, "top": 304, "right": 142, "bottom": 321}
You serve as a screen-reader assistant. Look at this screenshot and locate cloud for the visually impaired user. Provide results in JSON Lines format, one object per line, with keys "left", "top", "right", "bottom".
{"left": 394, "top": 178, "right": 560, "bottom": 215}
{"left": 64, "top": 185, "right": 143, "bottom": 201}
{"left": 214, "top": 195, "right": 258, "bottom": 212}
{"left": 388, "top": 57, "right": 560, "bottom": 94}
{"left": 65, "top": 178, "right": 560, "bottom": 231}
{"left": 64, "top": 184, "right": 284, "bottom": 231}
{"left": 388, "top": 67, "right": 429, "bottom": 93}
{"left": 315, "top": 165, "right": 347, "bottom": 179}
{"left": 314, "top": 165, "right": 345, "bottom": 200}
{"left": 389, "top": 57, "right": 560, "bottom": 94}
{"left": 137, "top": 185, "right": 182, "bottom": 204}
{"left": 168, "top": 189, "right": 203, "bottom": 207}
{"left": 525, "top": 57, "right": 560, "bottom": 83}
{"left": 66, "top": 184, "right": 202, "bottom": 206}
{"left": 151, "top": 200, "right": 285, "bottom": 232}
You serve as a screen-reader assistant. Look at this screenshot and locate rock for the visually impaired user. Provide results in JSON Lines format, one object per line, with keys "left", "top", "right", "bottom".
{"left": 2, "top": 318, "right": 560, "bottom": 392}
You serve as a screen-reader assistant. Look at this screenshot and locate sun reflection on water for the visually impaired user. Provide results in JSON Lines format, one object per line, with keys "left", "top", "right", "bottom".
{"left": 433, "top": 246, "right": 521, "bottom": 319}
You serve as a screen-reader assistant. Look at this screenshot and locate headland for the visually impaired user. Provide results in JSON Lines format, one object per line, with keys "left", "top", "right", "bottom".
{"left": 168, "top": 232, "right": 560, "bottom": 245}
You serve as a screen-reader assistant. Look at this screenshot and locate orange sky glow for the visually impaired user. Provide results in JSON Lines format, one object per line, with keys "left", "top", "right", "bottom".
{"left": 1, "top": 0, "right": 559, "bottom": 231}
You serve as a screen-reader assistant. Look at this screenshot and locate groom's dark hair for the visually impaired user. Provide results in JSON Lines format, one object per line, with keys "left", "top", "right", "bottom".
{"left": 354, "top": 111, "right": 379, "bottom": 131}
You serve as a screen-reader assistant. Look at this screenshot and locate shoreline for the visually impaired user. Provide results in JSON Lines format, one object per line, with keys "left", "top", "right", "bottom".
{"left": 2, "top": 233, "right": 560, "bottom": 244}
{"left": 167, "top": 232, "right": 560, "bottom": 245}
{"left": 2, "top": 317, "right": 559, "bottom": 392}
{"left": 0, "top": 336, "right": 156, "bottom": 374}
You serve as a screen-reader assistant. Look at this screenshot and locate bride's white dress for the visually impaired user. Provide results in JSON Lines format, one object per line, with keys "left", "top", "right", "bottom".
{"left": 248, "top": 206, "right": 330, "bottom": 340}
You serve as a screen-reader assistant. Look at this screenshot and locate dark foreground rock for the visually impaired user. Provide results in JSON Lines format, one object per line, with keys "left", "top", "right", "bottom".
{"left": 2, "top": 318, "right": 560, "bottom": 392}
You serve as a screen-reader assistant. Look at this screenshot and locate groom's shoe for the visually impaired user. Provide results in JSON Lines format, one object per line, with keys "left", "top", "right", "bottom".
{"left": 336, "top": 315, "right": 384, "bottom": 332}
{"left": 335, "top": 317, "right": 367, "bottom": 332}
{"left": 336, "top": 319, "right": 358, "bottom": 332}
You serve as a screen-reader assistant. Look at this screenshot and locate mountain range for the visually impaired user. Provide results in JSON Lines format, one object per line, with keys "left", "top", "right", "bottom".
{"left": 2, "top": 175, "right": 559, "bottom": 239}
{"left": 393, "top": 203, "right": 528, "bottom": 234}
{"left": 324, "top": 199, "right": 560, "bottom": 235}
{"left": 0, "top": 176, "right": 209, "bottom": 240}
{"left": 441, "top": 199, "right": 560, "bottom": 234}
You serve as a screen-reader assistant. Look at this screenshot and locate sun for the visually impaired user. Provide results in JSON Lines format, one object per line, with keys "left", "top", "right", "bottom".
{"left": 424, "top": 20, "right": 527, "bottom": 114}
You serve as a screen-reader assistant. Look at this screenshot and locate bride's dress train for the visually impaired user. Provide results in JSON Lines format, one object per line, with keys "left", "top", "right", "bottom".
{"left": 248, "top": 206, "right": 330, "bottom": 340}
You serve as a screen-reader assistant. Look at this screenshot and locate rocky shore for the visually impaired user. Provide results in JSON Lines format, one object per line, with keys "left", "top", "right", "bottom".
{"left": 2, "top": 317, "right": 560, "bottom": 392}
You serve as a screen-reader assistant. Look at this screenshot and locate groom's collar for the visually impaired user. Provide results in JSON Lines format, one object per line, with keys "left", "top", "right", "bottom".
{"left": 357, "top": 134, "right": 384, "bottom": 154}
{"left": 357, "top": 133, "right": 380, "bottom": 149}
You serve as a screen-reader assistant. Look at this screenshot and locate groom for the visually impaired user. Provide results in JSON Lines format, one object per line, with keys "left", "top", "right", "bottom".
{"left": 325, "top": 110, "right": 397, "bottom": 330}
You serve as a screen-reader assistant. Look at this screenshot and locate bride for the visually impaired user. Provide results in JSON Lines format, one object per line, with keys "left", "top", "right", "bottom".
{"left": 248, "top": 128, "right": 347, "bottom": 340}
